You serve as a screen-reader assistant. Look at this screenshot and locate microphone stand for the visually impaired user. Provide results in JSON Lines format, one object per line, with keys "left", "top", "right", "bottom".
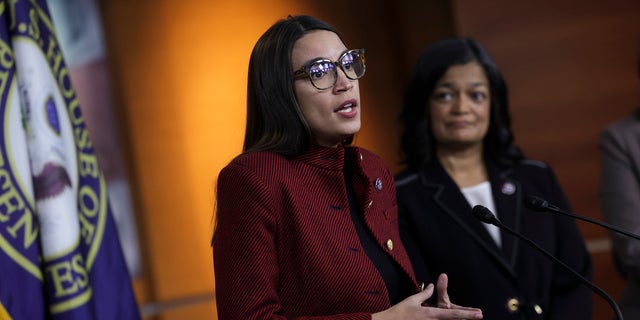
{"left": 472, "top": 205, "right": 624, "bottom": 320}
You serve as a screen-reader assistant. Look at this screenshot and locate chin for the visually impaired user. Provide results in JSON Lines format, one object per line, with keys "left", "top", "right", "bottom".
{"left": 346, "top": 123, "right": 361, "bottom": 135}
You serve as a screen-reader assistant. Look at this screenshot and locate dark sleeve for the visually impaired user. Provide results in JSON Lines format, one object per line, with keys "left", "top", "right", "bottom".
{"left": 398, "top": 201, "right": 438, "bottom": 305}
{"left": 599, "top": 127, "right": 640, "bottom": 284}
{"left": 544, "top": 166, "right": 594, "bottom": 320}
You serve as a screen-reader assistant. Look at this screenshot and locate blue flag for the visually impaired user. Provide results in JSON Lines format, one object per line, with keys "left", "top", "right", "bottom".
{"left": 0, "top": 0, "right": 141, "bottom": 319}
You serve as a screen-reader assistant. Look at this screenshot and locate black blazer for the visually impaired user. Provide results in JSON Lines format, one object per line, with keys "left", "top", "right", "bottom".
{"left": 396, "top": 159, "right": 593, "bottom": 320}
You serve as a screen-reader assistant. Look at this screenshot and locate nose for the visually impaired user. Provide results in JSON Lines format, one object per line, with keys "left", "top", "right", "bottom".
{"left": 333, "top": 68, "right": 354, "bottom": 92}
{"left": 451, "top": 94, "right": 471, "bottom": 114}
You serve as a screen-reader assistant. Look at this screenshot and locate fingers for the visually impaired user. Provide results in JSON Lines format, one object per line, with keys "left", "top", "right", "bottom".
{"left": 427, "top": 307, "right": 484, "bottom": 319}
{"left": 415, "top": 282, "right": 434, "bottom": 302}
{"left": 436, "top": 273, "right": 452, "bottom": 309}
{"left": 402, "top": 282, "right": 483, "bottom": 319}
{"left": 449, "top": 303, "right": 482, "bottom": 311}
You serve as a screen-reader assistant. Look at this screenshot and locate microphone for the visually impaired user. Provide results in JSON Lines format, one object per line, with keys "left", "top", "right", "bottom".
{"left": 471, "top": 205, "right": 624, "bottom": 320}
{"left": 524, "top": 195, "right": 640, "bottom": 241}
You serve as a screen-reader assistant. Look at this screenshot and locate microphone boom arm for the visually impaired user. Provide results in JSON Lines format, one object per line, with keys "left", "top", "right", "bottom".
{"left": 497, "top": 220, "right": 623, "bottom": 319}
{"left": 543, "top": 203, "right": 640, "bottom": 241}
{"left": 525, "top": 195, "right": 640, "bottom": 240}
{"left": 472, "top": 205, "right": 624, "bottom": 320}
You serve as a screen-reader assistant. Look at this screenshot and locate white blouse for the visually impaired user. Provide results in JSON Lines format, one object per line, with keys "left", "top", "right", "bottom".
{"left": 461, "top": 181, "right": 501, "bottom": 247}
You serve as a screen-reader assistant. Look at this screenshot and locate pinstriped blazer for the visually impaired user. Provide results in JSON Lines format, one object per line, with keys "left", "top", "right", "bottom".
{"left": 396, "top": 159, "right": 593, "bottom": 320}
{"left": 214, "top": 146, "right": 419, "bottom": 319}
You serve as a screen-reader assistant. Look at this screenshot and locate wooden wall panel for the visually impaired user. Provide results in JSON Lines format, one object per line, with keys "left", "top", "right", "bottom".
{"left": 451, "top": 1, "right": 640, "bottom": 319}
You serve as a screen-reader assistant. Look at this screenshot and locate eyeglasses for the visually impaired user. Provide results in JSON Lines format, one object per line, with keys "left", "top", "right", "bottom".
{"left": 292, "top": 49, "right": 366, "bottom": 90}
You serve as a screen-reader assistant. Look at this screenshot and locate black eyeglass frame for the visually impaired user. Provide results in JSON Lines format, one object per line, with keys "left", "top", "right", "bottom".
{"left": 292, "top": 48, "right": 366, "bottom": 90}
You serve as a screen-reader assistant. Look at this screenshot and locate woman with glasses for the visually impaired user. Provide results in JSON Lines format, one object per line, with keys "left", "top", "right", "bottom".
{"left": 396, "top": 37, "right": 593, "bottom": 319}
{"left": 212, "top": 15, "right": 483, "bottom": 320}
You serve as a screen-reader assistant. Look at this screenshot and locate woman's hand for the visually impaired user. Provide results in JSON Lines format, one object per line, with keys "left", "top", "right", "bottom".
{"left": 372, "top": 274, "right": 483, "bottom": 320}
{"left": 435, "top": 273, "right": 476, "bottom": 312}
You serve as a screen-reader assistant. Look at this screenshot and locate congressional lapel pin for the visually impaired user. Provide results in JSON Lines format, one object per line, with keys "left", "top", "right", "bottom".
{"left": 501, "top": 181, "right": 516, "bottom": 195}
{"left": 374, "top": 178, "right": 382, "bottom": 192}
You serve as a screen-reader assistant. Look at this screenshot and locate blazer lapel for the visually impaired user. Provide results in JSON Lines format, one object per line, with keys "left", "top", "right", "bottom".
{"left": 349, "top": 148, "right": 420, "bottom": 289}
{"left": 488, "top": 163, "right": 522, "bottom": 269}
{"left": 420, "top": 163, "right": 517, "bottom": 279}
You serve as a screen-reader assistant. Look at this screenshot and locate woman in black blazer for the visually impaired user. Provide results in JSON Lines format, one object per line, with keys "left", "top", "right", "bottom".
{"left": 396, "top": 37, "right": 593, "bottom": 320}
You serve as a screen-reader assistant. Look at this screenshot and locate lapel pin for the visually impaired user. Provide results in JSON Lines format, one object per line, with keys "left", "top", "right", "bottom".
{"left": 374, "top": 178, "right": 382, "bottom": 192}
{"left": 501, "top": 181, "right": 516, "bottom": 195}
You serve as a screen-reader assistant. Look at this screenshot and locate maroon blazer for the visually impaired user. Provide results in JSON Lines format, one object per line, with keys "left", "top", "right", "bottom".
{"left": 214, "top": 146, "right": 419, "bottom": 319}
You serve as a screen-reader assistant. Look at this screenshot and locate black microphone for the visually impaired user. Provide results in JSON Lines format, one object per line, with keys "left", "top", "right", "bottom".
{"left": 525, "top": 195, "right": 640, "bottom": 241}
{"left": 471, "top": 205, "right": 624, "bottom": 320}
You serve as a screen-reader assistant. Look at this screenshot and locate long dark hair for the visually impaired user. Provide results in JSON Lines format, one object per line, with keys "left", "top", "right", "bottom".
{"left": 244, "top": 15, "right": 350, "bottom": 156}
{"left": 399, "top": 37, "right": 523, "bottom": 169}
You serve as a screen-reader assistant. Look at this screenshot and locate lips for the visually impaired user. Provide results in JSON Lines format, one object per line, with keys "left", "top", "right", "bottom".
{"left": 334, "top": 99, "right": 358, "bottom": 113}
{"left": 337, "top": 103, "right": 353, "bottom": 113}
{"left": 446, "top": 120, "right": 474, "bottom": 128}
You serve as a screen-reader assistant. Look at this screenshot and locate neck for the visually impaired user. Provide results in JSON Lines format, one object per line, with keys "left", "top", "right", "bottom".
{"left": 437, "top": 144, "right": 487, "bottom": 188}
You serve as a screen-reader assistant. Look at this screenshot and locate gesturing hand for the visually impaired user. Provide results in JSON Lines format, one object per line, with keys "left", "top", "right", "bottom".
{"left": 372, "top": 275, "right": 483, "bottom": 320}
